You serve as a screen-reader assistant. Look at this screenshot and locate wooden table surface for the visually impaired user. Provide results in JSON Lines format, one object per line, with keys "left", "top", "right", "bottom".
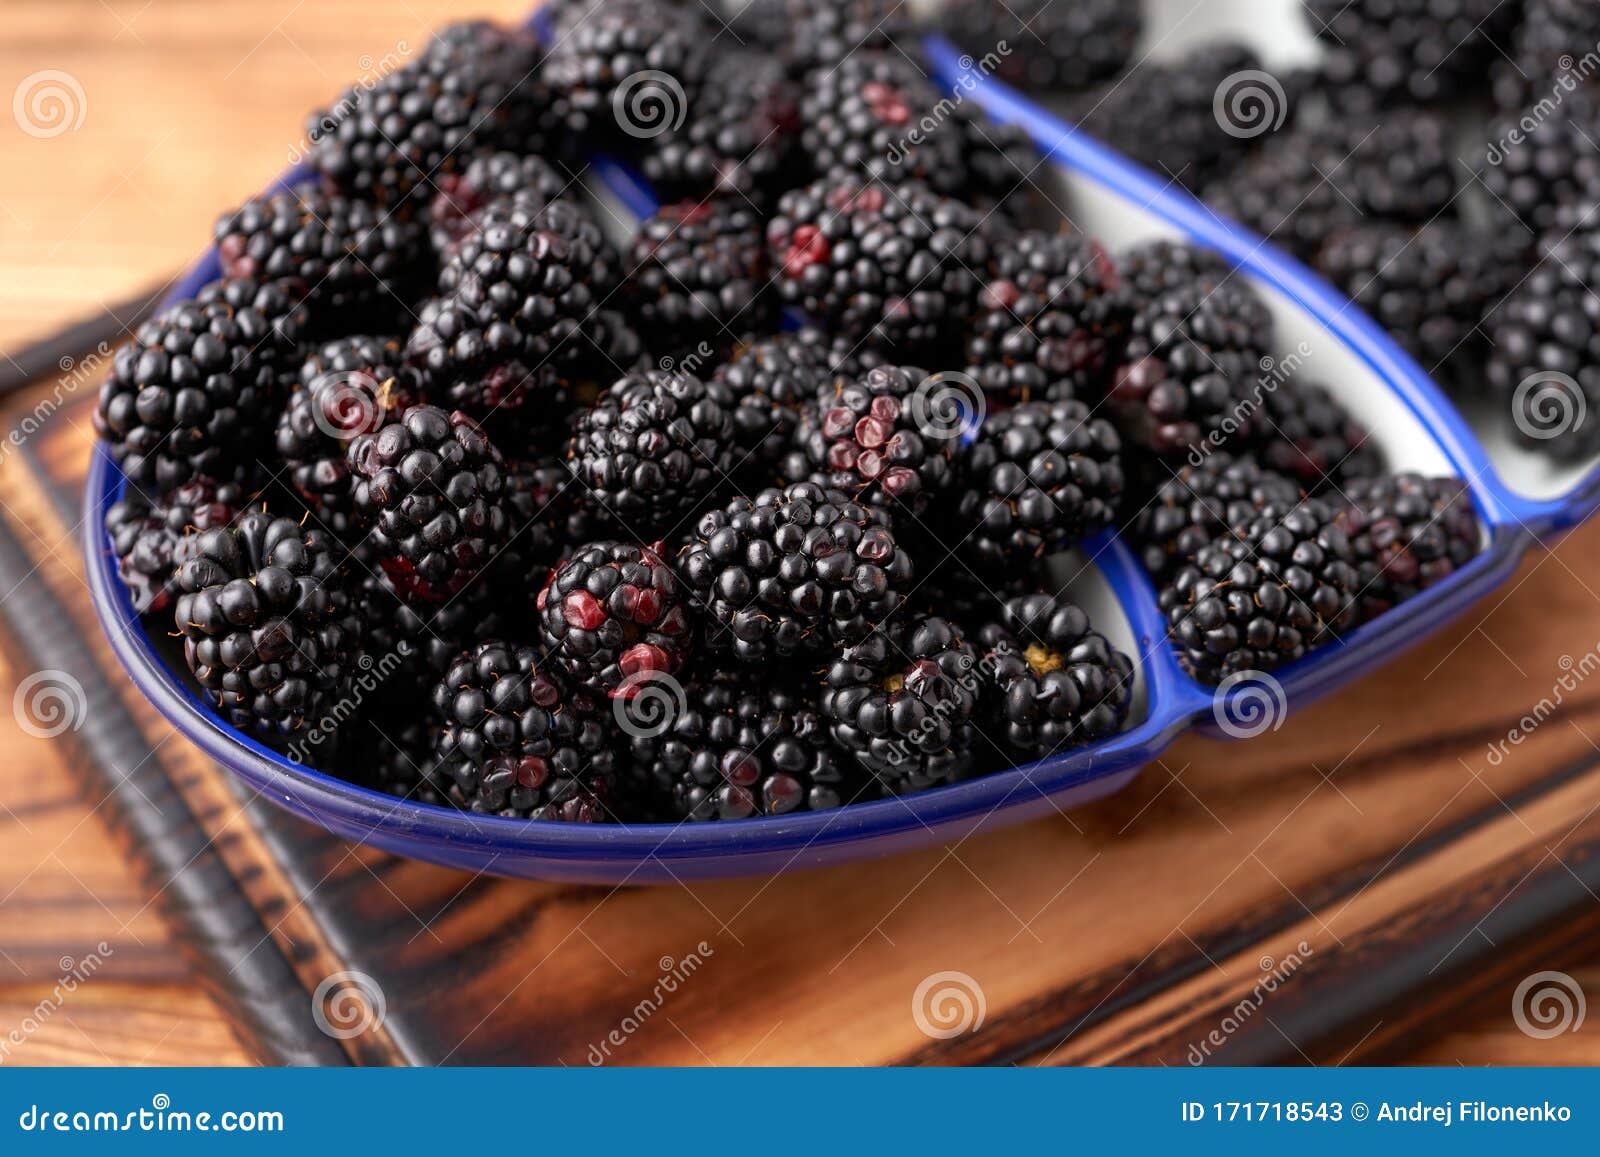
{"left": 1, "top": 0, "right": 1597, "bottom": 1066}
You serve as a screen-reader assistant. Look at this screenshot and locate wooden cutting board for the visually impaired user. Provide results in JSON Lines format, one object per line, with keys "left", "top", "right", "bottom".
{"left": 7, "top": 376, "right": 1600, "bottom": 1066}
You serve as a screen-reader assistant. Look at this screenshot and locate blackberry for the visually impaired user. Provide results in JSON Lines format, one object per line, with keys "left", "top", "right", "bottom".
{"left": 622, "top": 198, "right": 773, "bottom": 356}
{"left": 1119, "top": 240, "right": 1239, "bottom": 303}
{"left": 105, "top": 476, "right": 248, "bottom": 616}
{"left": 347, "top": 405, "right": 510, "bottom": 604}
{"left": 951, "top": 400, "right": 1125, "bottom": 574}
{"left": 974, "top": 594, "right": 1134, "bottom": 760}
{"left": 713, "top": 331, "right": 845, "bottom": 467}
{"left": 1252, "top": 379, "right": 1385, "bottom": 491}
{"left": 1162, "top": 498, "right": 1359, "bottom": 683}
{"left": 791, "top": 364, "right": 959, "bottom": 517}
{"left": 566, "top": 369, "right": 738, "bottom": 537}
{"left": 1478, "top": 92, "right": 1600, "bottom": 235}
{"left": 797, "top": 52, "right": 966, "bottom": 195}
{"left": 544, "top": 0, "right": 709, "bottom": 145}
{"left": 1495, "top": 0, "right": 1600, "bottom": 109}
{"left": 306, "top": 21, "right": 549, "bottom": 212}
{"left": 1305, "top": 0, "right": 1523, "bottom": 109}
{"left": 767, "top": 177, "right": 993, "bottom": 353}
{"left": 942, "top": 0, "right": 1139, "bottom": 93}
{"left": 537, "top": 539, "right": 695, "bottom": 697}
{"left": 912, "top": 554, "right": 1041, "bottom": 636}
{"left": 1130, "top": 452, "right": 1303, "bottom": 585}
{"left": 432, "top": 641, "right": 617, "bottom": 820}
{"left": 954, "top": 107, "right": 1050, "bottom": 228}
{"left": 728, "top": 0, "right": 923, "bottom": 73}
{"left": 640, "top": 50, "right": 800, "bottom": 206}
{"left": 406, "top": 197, "right": 618, "bottom": 427}
{"left": 678, "top": 482, "right": 914, "bottom": 659}
{"left": 1485, "top": 211, "right": 1600, "bottom": 460}
{"left": 94, "top": 277, "right": 307, "bottom": 491}
{"left": 1203, "top": 113, "right": 1455, "bottom": 262}
{"left": 213, "top": 185, "right": 430, "bottom": 330}
{"left": 821, "top": 615, "right": 981, "bottom": 796}
{"left": 1334, "top": 473, "right": 1480, "bottom": 621}
{"left": 427, "top": 150, "right": 577, "bottom": 256}
{"left": 631, "top": 675, "right": 862, "bottom": 820}
{"left": 1108, "top": 278, "right": 1276, "bottom": 458}
{"left": 173, "top": 511, "right": 359, "bottom": 740}
{"left": 966, "top": 230, "right": 1128, "bottom": 403}
{"left": 1069, "top": 42, "right": 1279, "bottom": 190}
{"left": 275, "top": 336, "right": 423, "bottom": 536}
{"left": 1316, "top": 223, "right": 1529, "bottom": 389}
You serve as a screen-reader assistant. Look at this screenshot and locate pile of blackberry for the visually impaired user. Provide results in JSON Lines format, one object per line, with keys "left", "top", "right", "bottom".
{"left": 99, "top": 7, "right": 1507, "bottom": 826}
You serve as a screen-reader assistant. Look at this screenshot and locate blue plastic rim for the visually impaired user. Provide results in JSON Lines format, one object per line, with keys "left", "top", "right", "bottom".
{"left": 82, "top": 35, "right": 1600, "bottom": 883}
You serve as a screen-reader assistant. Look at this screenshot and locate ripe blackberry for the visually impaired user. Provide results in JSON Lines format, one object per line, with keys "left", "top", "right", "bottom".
{"left": 306, "top": 21, "right": 549, "bottom": 212}
{"left": 622, "top": 198, "right": 773, "bottom": 355}
{"left": 713, "top": 331, "right": 844, "bottom": 467}
{"left": 106, "top": 476, "right": 248, "bottom": 616}
{"left": 1203, "top": 113, "right": 1455, "bottom": 262}
{"left": 1495, "top": 0, "right": 1600, "bottom": 109}
{"left": 728, "top": 0, "right": 923, "bottom": 73}
{"left": 173, "top": 511, "right": 359, "bottom": 740}
{"left": 566, "top": 369, "right": 738, "bottom": 537}
{"left": 537, "top": 539, "right": 694, "bottom": 697}
{"left": 1130, "top": 452, "right": 1303, "bottom": 585}
{"left": 405, "top": 198, "right": 618, "bottom": 426}
{"left": 94, "top": 277, "right": 308, "bottom": 492}
{"left": 678, "top": 482, "right": 914, "bottom": 659}
{"left": 427, "top": 150, "right": 577, "bottom": 256}
{"left": 797, "top": 52, "right": 966, "bottom": 195}
{"left": 966, "top": 230, "right": 1128, "bottom": 403}
{"left": 213, "top": 185, "right": 430, "bottom": 330}
{"left": 1108, "top": 278, "right": 1275, "bottom": 458}
{"left": 1252, "top": 379, "right": 1385, "bottom": 491}
{"left": 952, "top": 400, "right": 1125, "bottom": 574}
{"left": 954, "top": 107, "right": 1050, "bottom": 228}
{"left": 1305, "top": 0, "right": 1522, "bottom": 109}
{"left": 1334, "top": 473, "right": 1480, "bottom": 621}
{"left": 1478, "top": 93, "right": 1600, "bottom": 235}
{"left": 1162, "top": 498, "right": 1359, "bottom": 683}
{"left": 432, "top": 641, "right": 617, "bottom": 820}
{"left": 275, "top": 336, "right": 423, "bottom": 536}
{"left": 544, "top": 0, "right": 709, "bottom": 145}
{"left": 974, "top": 594, "right": 1134, "bottom": 760}
{"left": 912, "top": 555, "right": 1041, "bottom": 636}
{"left": 1119, "top": 240, "right": 1238, "bottom": 303}
{"left": 1485, "top": 213, "right": 1600, "bottom": 460}
{"left": 822, "top": 615, "right": 981, "bottom": 796}
{"left": 767, "top": 177, "right": 993, "bottom": 354}
{"left": 1316, "top": 223, "right": 1529, "bottom": 389}
{"left": 791, "top": 364, "right": 959, "bottom": 517}
{"left": 631, "top": 674, "right": 863, "bottom": 820}
{"left": 347, "top": 405, "right": 510, "bottom": 604}
{"left": 1068, "top": 42, "right": 1278, "bottom": 190}
{"left": 942, "top": 0, "right": 1139, "bottom": 93}
{"left": 640, "top": 50, "right": 800, "bottom": 206}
